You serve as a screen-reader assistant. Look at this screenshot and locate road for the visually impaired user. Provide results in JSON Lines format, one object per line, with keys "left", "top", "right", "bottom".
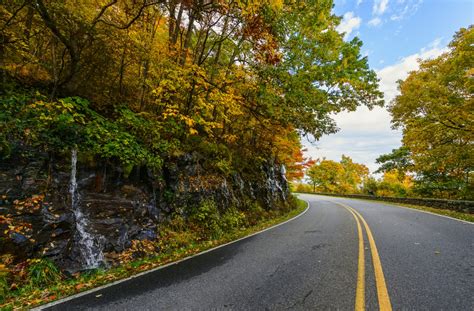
{"left": 42, "top": 194, "right": 474, "bottom": 310}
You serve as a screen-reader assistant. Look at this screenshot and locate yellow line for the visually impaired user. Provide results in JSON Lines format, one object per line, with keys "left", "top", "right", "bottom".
{"left": 342, "top": 205, "right": 366, "bottom": 311}
{"left": 340, "top": 202, "right": 393, "bottom": 311}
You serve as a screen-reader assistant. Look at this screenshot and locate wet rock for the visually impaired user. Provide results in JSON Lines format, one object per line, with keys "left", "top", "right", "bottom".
{"left": 134, "top": 229, "right": 157, "bottom": 241}
{"left": 11, "top": 232, "right": 29, "bottom": 244}
{"left": 0, "top": 147, "right": 290, "bottom": 271}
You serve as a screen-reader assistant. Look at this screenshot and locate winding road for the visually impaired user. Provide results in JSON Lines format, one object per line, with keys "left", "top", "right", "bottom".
{"left": 42, "top": 194, "right": 474, "bottom": 310}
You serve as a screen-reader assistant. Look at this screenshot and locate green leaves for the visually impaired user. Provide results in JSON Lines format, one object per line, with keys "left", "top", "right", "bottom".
{"left": 388, "top": 26, "right": 474, "bottom": 199}
{"left": 0, "top": 91, "right": 164, "bottom": 170}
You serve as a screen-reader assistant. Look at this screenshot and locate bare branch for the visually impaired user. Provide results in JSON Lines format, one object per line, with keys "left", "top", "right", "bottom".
{"left": 0, "top": 0, "right": 30, "bottom": 32}
{"left": 97, "top": 0, "right": 163, "bottom": 30}
{"left": 90, "top": 0, "right": 118, "bottom": 28}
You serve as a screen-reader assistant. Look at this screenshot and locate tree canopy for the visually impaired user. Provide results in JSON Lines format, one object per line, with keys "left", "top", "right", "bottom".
{"left": 1, "top": 0, "right": 382, "bottom": 178}
{"left": 388, "top": 25, "right": 473, "bottom": 199}
{"left": 307, "top": 155, "right": 368, "bottom": 193}
{"left": 375, "top": 147, "right": 413, "bottom": 180}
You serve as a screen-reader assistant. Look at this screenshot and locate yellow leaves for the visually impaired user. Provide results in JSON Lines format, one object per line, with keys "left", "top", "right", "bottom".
{"left": 162, "top": 107, "right": 179, "bottom": 119}
{"left": 13, "top": 194, "right": 44, "bottom": 212}
{"left": 222, "top": 134, "right": 238, "bottom": 143}
{"left": 0, "top": 264, "right": 8, "bottom": 274}
{"left": 236, "top": 0, "right": 283, "bottom": 15}
{"left": 182, "top": 116, "right": 195, "bottom": 127}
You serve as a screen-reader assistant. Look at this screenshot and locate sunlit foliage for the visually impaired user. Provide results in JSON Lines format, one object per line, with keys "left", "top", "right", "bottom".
{"left": 1, "top": 0, "right": 381, "bottom": 175}
{"left": 388, "top": 26, "right": 473, "bottom": 199}
{"left": 307, "top": 155, "right": 369, "bottom": 193}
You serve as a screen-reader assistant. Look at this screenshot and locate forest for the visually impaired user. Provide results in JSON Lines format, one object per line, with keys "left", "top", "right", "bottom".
{"left": 0, "top": 0, "right": 382, "bottom": 307}
{"left": 0, "top": 0, "right": 381, "bottom": 172}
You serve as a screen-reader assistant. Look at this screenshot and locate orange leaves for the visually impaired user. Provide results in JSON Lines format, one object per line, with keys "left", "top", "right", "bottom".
{"left": 13, "top": 194, "right": 45, "bottom": 213}
{"left": 1, "top": 194, "right": 46, "bottom": 242}
{"left": 117, "top": 239, "right": 158, "bottom": 264}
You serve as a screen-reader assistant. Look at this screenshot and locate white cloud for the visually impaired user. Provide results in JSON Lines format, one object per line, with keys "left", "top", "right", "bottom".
{"left": 368, "top": 17, "right": 382, "bottom": 26}
{"left": 357, "top": 0, "right": 364, "bottom": 6}
{"left": 336, "top": 12, "right": 362, "bottom": 39}
{"left": 302, "top": 39, "right": 448, "bottom": 175}
{"left": 303, "top": 109, "right": 402, "bottom": 173}
{"left": 390, "top": 0, "right": 423, "bottom": 21}
{"left": 377, "top": 38, "right": 446, "bottom": 102}
{"left": 373, "top": 0, "right": 389, "bottom": 15}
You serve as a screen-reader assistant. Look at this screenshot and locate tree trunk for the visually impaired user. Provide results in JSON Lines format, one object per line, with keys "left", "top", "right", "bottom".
{"left": 180, "top": 7, "right": 195, "bottom": 65}
{"left": 172, "top": 4, "right": 184, "bottom": 46}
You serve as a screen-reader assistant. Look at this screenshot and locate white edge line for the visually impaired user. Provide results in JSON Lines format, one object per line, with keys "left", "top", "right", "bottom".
{"left": 377, "top": 201, "right": 473, "bottom": 225}
{"left": 304, "top": 193, "right": 473, "bottom": 225}
{"left": 35, "top": 201, "right": 310, "bottom": 310}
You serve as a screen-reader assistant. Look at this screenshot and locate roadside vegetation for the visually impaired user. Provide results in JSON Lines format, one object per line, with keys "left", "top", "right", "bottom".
{"left": 0, "top": 197, "right": 307, "bottom": 310}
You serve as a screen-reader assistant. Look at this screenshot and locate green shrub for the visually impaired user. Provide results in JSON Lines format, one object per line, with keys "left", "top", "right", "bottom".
{"left": 189, "top": 200, "right": 222, "bottom": 238}
{"left": 245, "top": 201, "right": 266, "bottom": 226}
{"left": 27, "top": 259, "right": 62, "bottom": 288}
{"left": 221, "top": 208, "right": 246, "bottom": 232}
{"left": 0, "top": 265, "right": 8, "bottom": 303}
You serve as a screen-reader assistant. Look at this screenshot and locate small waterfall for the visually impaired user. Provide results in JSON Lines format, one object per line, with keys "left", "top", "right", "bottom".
{"left": 70, "top": 149, "right": 104, "bottom": 269}
{"left": 279, "top": 165, "right": 287, "bottom": 200}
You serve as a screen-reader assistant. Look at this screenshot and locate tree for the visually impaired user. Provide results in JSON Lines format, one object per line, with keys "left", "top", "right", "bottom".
{"left": 1, "top": 0, "right": 383, "bottom": 197}
{"left": 307, "top": 156, "right": 368, "bottom": 193}
{"left": 376, "top": 170, "right": 413, "bottom": 197}
{"left": 389, "top": 26, "right": 474, "bottom": 199}
{"left": 307, "top": 159, "right": 343, "bottom": 193}
{"left": 375, "top": 147, "right": 413, "bottom": 180}
{"left": 340, "top": 155, "right": 369, "bottom": 193}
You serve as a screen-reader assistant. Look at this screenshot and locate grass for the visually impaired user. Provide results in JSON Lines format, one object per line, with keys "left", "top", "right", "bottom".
{"left": 377, "top": 201, "right": 474, "bottom": 223}
{"left": 0, "top": 198, "right": 308, "bottom": 310}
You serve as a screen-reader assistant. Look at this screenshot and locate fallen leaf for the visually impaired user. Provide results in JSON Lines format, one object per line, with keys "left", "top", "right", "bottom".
{"left": 75, "top": 284, "right": 85, "bottom": 290}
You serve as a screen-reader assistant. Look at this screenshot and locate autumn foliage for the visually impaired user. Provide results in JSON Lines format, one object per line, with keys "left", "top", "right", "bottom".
{"left": 387, "top": 26, "right": 473, "bottom": 199}
{"left": 0, "top": 0, "right": 382, "bottom": 306}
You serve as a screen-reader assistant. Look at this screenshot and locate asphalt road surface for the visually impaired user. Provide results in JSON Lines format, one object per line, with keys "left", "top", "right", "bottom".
{"left": 42, "top": 194, "right": 474, "bottom": 310}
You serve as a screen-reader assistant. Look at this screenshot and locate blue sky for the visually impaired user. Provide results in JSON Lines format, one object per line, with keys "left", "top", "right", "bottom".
{"left": 303, "top": 0, "right": 473, "bottom": 174}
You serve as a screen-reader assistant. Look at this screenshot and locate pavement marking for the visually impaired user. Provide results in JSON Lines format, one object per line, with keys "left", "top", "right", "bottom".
{"left": 34, "top": 202, "right": 310, "bottom": 310}
{"left": 338, "top": 203, "right": 366, "bottom": 311}
{"left": 332, "top": 201, "right": 393, "bottom": 311}
{"left": 372, "top": 202, "right": 473, "bottom": 225}
{"left": 344, "top": 203, "right": 393, "bottom": 311}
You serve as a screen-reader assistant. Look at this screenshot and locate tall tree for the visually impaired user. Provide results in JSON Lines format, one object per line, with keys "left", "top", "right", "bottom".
{"left": 1, "top": 0, "right": 383, "bottom": 191}
{"left": 389, "top": 26, "right": 474, "bottom": 199}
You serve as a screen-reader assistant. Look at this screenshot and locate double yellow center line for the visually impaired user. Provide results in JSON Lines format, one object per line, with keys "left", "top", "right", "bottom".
{"left": 334, "top": 202, "right": 392, "bottom": 311}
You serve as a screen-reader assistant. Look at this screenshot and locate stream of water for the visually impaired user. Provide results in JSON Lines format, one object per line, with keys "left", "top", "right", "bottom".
{"left": 70, "top": 149, "right": 104, "bottom": 269}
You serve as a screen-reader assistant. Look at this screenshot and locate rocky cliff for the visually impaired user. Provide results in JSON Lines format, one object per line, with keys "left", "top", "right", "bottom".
{"left": 0, "top": 147, "right": 289, "bottom": 272}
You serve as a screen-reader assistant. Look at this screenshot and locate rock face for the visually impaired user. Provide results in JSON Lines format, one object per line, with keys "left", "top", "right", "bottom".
{"left": 0, "top": 148, "right": 289, "bottom": 271}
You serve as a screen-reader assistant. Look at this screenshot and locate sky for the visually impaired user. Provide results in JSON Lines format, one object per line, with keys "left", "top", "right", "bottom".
{"left": 303, "top": 0, "right": 473, "bottom": 174}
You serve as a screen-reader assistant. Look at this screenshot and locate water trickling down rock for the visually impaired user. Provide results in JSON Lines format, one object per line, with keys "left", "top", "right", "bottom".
{"left": 69, "top": 149, "right": 104, "bottom": 269}
{"left": 0, "top": 148, "right": 290, "bottom": 271}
